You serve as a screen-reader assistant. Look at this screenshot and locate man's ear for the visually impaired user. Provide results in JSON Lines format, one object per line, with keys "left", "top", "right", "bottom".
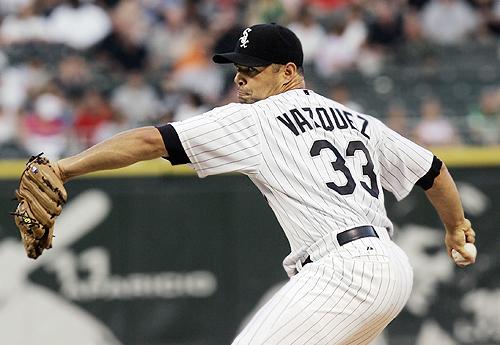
{"left": 283, "top": 63, "right": 298, "bottom": 82}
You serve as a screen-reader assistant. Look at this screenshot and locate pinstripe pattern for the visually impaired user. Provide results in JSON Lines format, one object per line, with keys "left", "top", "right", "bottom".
{"left": 233, "top": 237, "right": 413, "bottom": 345}
{"left": 172, "top": 90, "right": 433, "bottom": 250}
{"left": 170, "top": 89, "right": 432, "bottom": 344}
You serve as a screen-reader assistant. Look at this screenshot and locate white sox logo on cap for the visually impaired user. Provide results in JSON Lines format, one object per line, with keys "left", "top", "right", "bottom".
{"left": 239, "top": 28, "right": 252, "bottom": 48}
{"left": 213, "top": 23, "right": 304, "bottom": 67}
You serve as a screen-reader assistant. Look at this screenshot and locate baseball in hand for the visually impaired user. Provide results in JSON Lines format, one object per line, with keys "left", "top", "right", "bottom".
{"left": 451, "top": 243, "right": 477, "bottom": 266}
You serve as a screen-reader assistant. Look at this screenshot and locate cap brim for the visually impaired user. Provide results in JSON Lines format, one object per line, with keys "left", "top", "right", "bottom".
{"left": 212, "top": 52, "right": 271, "bottom": 67}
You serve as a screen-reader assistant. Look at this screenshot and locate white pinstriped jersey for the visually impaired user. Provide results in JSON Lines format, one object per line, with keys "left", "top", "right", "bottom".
{"left": 171, "top": 89, "right": 434, "bottom": 254}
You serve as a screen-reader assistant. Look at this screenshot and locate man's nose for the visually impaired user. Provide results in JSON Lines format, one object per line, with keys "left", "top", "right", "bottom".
{"left": 234, "top": 73, "right": 246, "bottom": 86}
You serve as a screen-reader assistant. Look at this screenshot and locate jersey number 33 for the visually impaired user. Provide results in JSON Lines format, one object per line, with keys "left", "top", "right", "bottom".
{"left": 310, "top": 139, "right": 379, "bottom": 199}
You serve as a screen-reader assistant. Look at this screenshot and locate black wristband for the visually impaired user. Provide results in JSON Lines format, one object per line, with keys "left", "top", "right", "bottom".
{"left": 155, "top": 124, "right": 191, "bottom": 165}
{"left": 416, "top": 155, "right": 443, "bottom": 190}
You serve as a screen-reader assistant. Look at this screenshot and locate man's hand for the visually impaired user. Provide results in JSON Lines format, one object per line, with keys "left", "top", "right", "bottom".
{"left": 445, "top": 218, "right": 476, "bottom": 267}
{"left": 11, "top": 154, "right": 67, "bottom": 259}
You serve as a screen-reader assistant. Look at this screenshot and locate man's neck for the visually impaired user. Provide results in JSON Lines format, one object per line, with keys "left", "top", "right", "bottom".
{"left": 280, "top": 77, "right": 306, "bottom": 93}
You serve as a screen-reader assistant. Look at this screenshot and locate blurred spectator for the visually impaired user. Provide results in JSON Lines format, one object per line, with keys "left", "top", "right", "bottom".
{"left": 408, "top": 0, "right": 432, "bottom": 10}
{"left": 414, "top": 97, "right": 462, "bottom": 146}
{"left": 0, "top": 59, "right": 50, "bottom": 112}
{"left": 421, "top": 0, "right": 478, "bottom": 45}
{"left": 24, "top": 59, "right": 51, "bottom": 92}
{"left": 474, "top": 0, "right": 500, "bottom": 38}
{"left": 73, "top": 89, "right": 113, "bottom": 149}
{"left": 466, "top": 87, "right": 500, "bottom": 145}
{"left": 385, "top": 102, "right": 412, "bottom": 137}
{"left": 210, "top": 7, "right": 246, "bottom": 92}
{"left": 307, "top": 0, "right": 350, "bottom": 15}
{"left": 146, "top": 2, "right": 199, "bottom": 69}
{"left": 211, "top": 6, "right": 244, "bottom": 55}
{"left": 0, "top": 66, "right": 29, "bottom": 112}
{"left": 287, "top": 6, "right": 326, "bottom": 65}
{"left": 33, "top": 0, "right": 60, "bottom": 16}
{"left": 0, "top": 3, "right": 46, "bottom": 44}
{"left": 93, "top": 112, "right": 130, "bottom": 143}
{"left": 159, "top": 74, "right": 185, "bottom": 115}
{"left": 329, "top": 83, "right": 363, "bottom": 112}
{"left": 170, "top": 23, "right": 224, "bottom": 102}
{"left": 0, "top": 0, "right": 499, "bottom": 159}
{"left": 98, "top": 0, "right": 120, "bottom": 9}
{"left": 0, "top": 106, "right": 19, "bottom": 146}
{"left": 93, "top": 0, "right": 149, "bottom": 70}
{"left": 403, "top": 8, "right": 425, "bottom": 44}
{"left": 110, "top": 71, "right": 161, "bottom": 127}
{"left": 0, "top": 51, "right": 7, "bottom": 70}
{"left": 314, "top": 14, "right": 366, "bottom": 77}
{"left": 19, "top": 92, "right": 71, "bottom": 160}
{"left": 45, "top": 0, "right": 111, "bottom": 50}
{"left": 0, "top": 0, "right": 32, "bottom": 15}
{"left": 399, "top": 8, "right": 436, "bottom": 66}
{"left": 246, "top": 0, "right": 286, "bottom": 24}
{"left": 358, "top": 0, "right": 403, "bottom": 75}
{"left": 54, "top": 55, "right": 90, "bottom": 102}
{"left": 366, "top": 0, "right": 404, "bottom": 48}
{"left": 0, "top": 0, "right": 110, "bottom": 48}
{"left": 343, "top": 5, "right": 368, "bottom": 50}
{"left": 173, "top": 92, "right": 209, "bottom": 121}
{"left": 493, "top": 0, "right": 500, "bottom": 34}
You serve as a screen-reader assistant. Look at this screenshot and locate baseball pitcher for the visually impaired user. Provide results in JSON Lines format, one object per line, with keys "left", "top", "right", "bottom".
{"left": 13, "top": 24, "right": 476, "bottom": 344}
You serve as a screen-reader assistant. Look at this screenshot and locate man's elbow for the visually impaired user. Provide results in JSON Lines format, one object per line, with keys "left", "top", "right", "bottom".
{"left": 139, "top": 126, "right": 169, "bottom": 159}
{"left": 426, "top": 161, "right": 450, "bottom": 193}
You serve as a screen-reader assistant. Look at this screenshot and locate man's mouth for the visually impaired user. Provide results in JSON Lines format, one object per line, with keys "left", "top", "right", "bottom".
{"left": 237, "top": 89, "right": 250, "bottom": 98}
{"left": 237, "top": 89, "right": 254, "bottom": 103}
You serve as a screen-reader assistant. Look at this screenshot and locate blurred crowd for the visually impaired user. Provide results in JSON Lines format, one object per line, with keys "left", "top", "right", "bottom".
{"left": 0, "top": 0, "right": 499, "bottom": 159}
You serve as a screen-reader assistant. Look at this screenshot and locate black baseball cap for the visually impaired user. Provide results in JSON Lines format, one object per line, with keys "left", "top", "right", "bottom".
{"left": 213, "top": 23, "right": 303, "bottom": 67}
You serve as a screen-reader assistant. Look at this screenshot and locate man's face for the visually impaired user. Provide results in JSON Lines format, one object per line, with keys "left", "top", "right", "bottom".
{"left": 233, "top": 64, "right": 285, "bottom": 104}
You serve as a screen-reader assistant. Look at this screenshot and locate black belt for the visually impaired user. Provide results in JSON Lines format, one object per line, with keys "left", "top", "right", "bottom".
{"left": 302, "top": 225, "right": 378, "bottom": 266}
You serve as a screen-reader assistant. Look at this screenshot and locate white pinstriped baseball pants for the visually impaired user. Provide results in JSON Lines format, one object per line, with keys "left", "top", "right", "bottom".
{"left": 232, "top": 230, "right": 413, "bottom": 345}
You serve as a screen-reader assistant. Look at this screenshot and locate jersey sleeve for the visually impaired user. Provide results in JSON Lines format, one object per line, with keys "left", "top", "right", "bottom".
{"left": 373, "top": 118, "right": 434, "bottom": 201}
{"left": 168, "top": 103, "right": 262, "bottom": 178}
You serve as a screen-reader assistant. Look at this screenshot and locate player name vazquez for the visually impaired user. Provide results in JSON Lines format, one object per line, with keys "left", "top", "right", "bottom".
{"left": 277, "top": 106, "right": 370, "bottom": 139}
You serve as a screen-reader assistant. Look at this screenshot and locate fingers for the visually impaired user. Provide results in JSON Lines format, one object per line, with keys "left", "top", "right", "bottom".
{"left": 452, "top": 218, "right": 476, "bottom": 244}
{"left": 446, "top": 243, "right": 453, "bottom": 257}
{"left": 465, "top": 227, "right": 476, "bottom": 244}
{"left": 454, "top": 246, "right": 475, "bottom": 263}
{"left": 445, "top": 230, "right": 465, "bottom": 257}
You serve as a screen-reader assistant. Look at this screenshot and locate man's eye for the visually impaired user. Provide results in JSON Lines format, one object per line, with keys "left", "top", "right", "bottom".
{"left": 235, "top": 66, "right": 261, "bottom": 74}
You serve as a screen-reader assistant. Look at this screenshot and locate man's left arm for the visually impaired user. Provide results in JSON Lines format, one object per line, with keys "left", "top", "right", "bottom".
{"left": 57, "top": 126, "right": 167, "bottom": 181}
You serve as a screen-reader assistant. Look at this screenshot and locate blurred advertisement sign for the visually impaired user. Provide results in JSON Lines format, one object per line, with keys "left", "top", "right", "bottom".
{"left": 0, "top": 168, "right": 498, "bottom": 344}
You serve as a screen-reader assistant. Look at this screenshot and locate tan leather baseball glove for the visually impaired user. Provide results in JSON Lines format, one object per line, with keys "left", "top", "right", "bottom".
{"left": 11, "top": 153, "right": 67, "bottom": 259}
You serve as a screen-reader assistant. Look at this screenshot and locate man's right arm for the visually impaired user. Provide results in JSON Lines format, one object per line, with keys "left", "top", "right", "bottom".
{"left": 373, "top": 118, "right": 476, "bottom": 265}
{"left": 424, "top": 162, "right": 476, "bottom": 264}
{"left": 56, "top": 126, "right": 168, "bottom": 181}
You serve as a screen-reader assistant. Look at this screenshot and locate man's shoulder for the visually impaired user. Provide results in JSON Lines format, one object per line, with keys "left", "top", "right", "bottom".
{"left": 257, "top": 89, "right": 321, "bottom": 106}
{"left": 209, "top": 102, "right": 252, "bottom": 116}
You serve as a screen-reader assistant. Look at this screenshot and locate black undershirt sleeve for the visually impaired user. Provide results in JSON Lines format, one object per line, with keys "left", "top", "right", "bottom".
{"left": 155, "top": 124, "right": 191, "bottom": 165}
{"left": 415, "top": 155, "right": 443, "bottom": 190}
